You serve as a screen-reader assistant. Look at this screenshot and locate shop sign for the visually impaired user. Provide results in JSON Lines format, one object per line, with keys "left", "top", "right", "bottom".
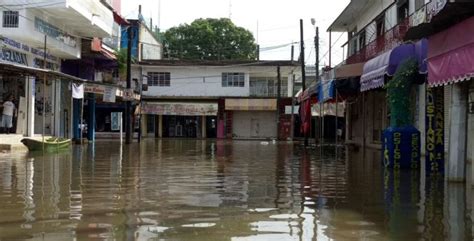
{"left": 34, "top": 17, "right": 77, "bottom": 48}
{"left": 225, "top": 99, "right": 277, "bottom": 111}
{"left": 33, "top": 58, "right": 59, "bottom": 71}
{"left": 103, "top": 86, "right": 117, "bottom": 103}
{"left": 425, "top": 88, "right": 444, "bottom": 176}
{"left": 84, "top": 84, "right": 106, "bottom": 95}
{"left": 285, "top": 105, "right": 299, "bottom": 114}
{"left": 0, "top": 48, "right": 28, "bottom": 66}
{"left": 111, "top": 112, "right": 122, "bottom": 131}
{"left": 2, "top": 37, "right": 58, "bottom": 62}
{"left": 142, "top": 102, "right": 218, "bottom": 116}
{"left": 122, "top": 89, "right": 135, "bottom": 101}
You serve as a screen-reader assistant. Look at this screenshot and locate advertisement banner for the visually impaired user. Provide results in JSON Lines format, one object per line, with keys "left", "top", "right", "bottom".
{"left": 425, "top": 88, "right": 444, "bottom": 176}
{"left": 142, "top": 102, "right": 218, "bottom": 116}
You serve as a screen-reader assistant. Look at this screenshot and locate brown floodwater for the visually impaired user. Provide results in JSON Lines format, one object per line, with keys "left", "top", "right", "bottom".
{"left": 0, "top": 140, "right": 472, "bottom": 241}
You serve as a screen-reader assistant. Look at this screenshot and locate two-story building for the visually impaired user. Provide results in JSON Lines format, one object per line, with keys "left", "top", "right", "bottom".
{"left": 0, "top": 0, "right": 114, "bottom": 143}
{"left": 327, "top": 0, "right": 433, "bottom": 150}
{"left": 327, "top": 0, "right": 474, "bottom": 182}
{"left": 135, "top": 60, "right": 300, "bottom": 140}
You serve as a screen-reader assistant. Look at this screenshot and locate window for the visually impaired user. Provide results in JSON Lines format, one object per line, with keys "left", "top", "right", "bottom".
{"left": 222, "top": 72, "right": 245, "bottom": 87}
{"left": 250, "top": 77, "right": 288, "bottom": 97}
{"left": 148, "top": 72, "right": 170, "bottom": 86}
{"left": 358, "top": 29, "right": 366, "bottom": 50}
{"left": 3, "top": 11, "right": 19, "bottom": 28}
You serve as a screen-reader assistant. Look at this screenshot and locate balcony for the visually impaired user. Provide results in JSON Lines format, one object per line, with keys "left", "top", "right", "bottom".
{"left": 12, "top": 0, "right": 115, "bottom": 38}
{"left": 346, "top": 18, "right": 409, "bottom": 64}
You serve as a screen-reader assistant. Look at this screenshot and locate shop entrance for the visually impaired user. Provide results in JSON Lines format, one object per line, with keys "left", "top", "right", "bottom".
{"left": 163, "top": 116, "right": 201, "bottom": 138}
{"left": 0, "top": 76, "right": 26, "bottom": 134}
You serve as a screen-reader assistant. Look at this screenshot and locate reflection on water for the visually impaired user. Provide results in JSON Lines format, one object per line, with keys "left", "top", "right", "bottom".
{"left": 0, "top": 140, "right": 472, "bottom": 241}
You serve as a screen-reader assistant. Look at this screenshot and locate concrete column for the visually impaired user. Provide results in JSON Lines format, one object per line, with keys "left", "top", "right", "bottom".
{"left": 448, "top": 83, "right": 468, "bottom": 182}
{"left": 53, "top": 81, "right": 61, "bottom": 137}
{"left": 446, "top": 183, "right": 467, "bottom": 240}
{"left": 201, "top": 116, "right": 207, "bottom": 138}
{"left": 158, "top": 115, "right": 163, "bottom": 138}
{"left": 26, "top": 77, "right": 35, "bottom": 137}
{"left": 418, "top": 84, "right": 426, "bottom": 156}
{"left": 87, "top": 94, "right": 96, "bottom": 142}
{"left": 141, "top": 114, "right": 147, "bottom": 138}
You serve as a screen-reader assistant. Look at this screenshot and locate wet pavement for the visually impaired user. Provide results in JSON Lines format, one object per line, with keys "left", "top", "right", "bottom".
{"left": 0, "top": 140, "right": 472, "bottom": 240}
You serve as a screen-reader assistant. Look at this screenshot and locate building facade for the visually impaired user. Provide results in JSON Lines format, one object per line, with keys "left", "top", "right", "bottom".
{"left": 326, "top": 0, "right": 474, "bottom": 182}
{"left": 0, "top": 0, "right": 114, "bottom": 141}
{"left": 135, "top": 60, "right": 300, "bottom": 140}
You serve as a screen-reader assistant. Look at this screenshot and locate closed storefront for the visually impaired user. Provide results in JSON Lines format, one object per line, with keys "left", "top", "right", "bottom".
{"left": 232, "top": 111, "right": 277, "bottom": 139}
{"left": 225, "top": 98, "right": 277, "bottom": 139}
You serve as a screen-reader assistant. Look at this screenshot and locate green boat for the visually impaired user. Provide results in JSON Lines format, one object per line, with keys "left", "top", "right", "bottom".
{"left": 21, "top": 137, "right": 72, "bottom": 152}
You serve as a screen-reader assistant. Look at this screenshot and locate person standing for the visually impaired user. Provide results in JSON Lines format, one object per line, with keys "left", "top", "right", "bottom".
{"left": 1, "top": 96, "right": 16, "bottom": 134}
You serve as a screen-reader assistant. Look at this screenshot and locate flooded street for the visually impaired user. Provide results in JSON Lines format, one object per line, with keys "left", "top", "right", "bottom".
{"left": 0, "top": 140, "right": 472, "bottom": 241}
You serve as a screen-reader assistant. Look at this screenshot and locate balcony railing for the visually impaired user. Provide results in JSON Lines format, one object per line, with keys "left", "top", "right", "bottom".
{"left": 346, "top": 18, "right": 410, "bottom": 64}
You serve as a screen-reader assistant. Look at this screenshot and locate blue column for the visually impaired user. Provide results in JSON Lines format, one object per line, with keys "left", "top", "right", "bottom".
{"left": 73, "top": 98, "right": 81, "bottom": 140}
{"left": 87, "top": 94, "right": 96, "bottom": 141}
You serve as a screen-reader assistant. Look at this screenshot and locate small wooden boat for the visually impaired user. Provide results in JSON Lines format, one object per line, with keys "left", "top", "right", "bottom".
{"left": 21, "top": 137, "right": 72, "bottom": 152}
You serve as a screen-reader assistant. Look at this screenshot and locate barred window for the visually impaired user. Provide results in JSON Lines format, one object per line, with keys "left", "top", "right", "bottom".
{"left": 3, "top": 11, "right": 19, "bottom": 28}
{"left": 148, "top": 72, "right": 170, "bottom": 86}
{"left": 222, "top": 72, "right": 245, "bottom": 87}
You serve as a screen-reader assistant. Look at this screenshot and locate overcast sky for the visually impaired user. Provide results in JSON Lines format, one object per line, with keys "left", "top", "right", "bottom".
{"left": 121, "top": 0, "right": 349, "bottom": 67}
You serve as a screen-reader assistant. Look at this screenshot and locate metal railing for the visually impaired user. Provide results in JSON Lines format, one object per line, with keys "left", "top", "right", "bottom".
{"left": 346, "top": 18, "right": 409, "bottom": 64}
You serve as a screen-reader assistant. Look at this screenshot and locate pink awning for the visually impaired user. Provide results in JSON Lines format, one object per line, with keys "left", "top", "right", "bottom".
{"left": 427, "top": 16, "right": 474, "bottom": 86}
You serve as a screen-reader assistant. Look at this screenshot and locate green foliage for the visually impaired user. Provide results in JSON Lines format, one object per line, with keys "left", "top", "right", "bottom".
{"left": 385, "top": 58, "right": 418, "bottom": 128}
{"left": 163, "top": 18, "right": 257, "bottom": 61}
{"left": 116, "top": 48, "right": 128, "bottom": 77}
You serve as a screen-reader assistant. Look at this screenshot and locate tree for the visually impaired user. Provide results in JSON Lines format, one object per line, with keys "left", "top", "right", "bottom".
{"left": 164, "top": 18, "right": 257, "bottom": 61}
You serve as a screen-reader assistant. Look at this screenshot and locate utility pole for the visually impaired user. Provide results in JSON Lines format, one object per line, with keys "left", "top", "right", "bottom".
{"left": 315, "top": 25, "right": 320, "bottom": 146}
{"left": 276, "top": 65, "right": 281, "bottom": 141}
{"left": 315, "top": 27, "right": 319, "bottom": 84}
{"left": 125, "top": 25, "right": 133, "bottom": 144}
{"left": 299, "top": 19, "right": 308, "bottom": 146}
{"left": 290, "top": 73, "right": 295, "bottom": 140}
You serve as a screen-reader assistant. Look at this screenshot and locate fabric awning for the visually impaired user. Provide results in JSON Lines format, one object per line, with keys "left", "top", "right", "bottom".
{"left": 360, "top": 43, "right": 417, "bottom": 92}
{"left": 318, "top": 79, "right": 335, "bottom": 103}
{"left": 427, "top": 16, "right": 474, "bottom": 86}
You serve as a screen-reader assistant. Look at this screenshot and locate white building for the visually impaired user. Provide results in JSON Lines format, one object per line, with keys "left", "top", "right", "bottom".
{"left": 0, "top": 0, "right": 114, "bottom": 141}
{"left": 134, "top": 60, "right": 300, "bottom": 140}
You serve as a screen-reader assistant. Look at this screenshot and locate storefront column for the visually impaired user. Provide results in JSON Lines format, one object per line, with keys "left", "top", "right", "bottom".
{"left": 448, "top": 83, "right": 468, "bottom": 182}
{"left": 53, "top": 81, "right": 60, "bottom": 137}
{"left": 158, "top": 115, "right": 163, "bottom": 138}
{"left": 26, "top": 77, "right": 35, "bottom": 137}
{"left": 73, "top": 99, "right": 81, "bottom": 140}
{"left": 201, "top": 116, "right": 207, "bottom": 138}
{"left": 87, "top": 94, "right": 96, "bottom": 142}
{"left": 141, "top": 114, "right": 147, "bottom": 138}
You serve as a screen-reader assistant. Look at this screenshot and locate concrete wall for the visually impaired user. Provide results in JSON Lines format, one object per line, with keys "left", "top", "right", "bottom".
{"left": 139, "top": 24, "right": 162, "bottom": 61}
{"left": 0, "top": 9, "right": 81, "bottom": 59}
{"left": 138, "top": 65, "right": 296, "bottom": 98}
{"left": 232, "top": 111, "right": 277, "bottom": 139}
